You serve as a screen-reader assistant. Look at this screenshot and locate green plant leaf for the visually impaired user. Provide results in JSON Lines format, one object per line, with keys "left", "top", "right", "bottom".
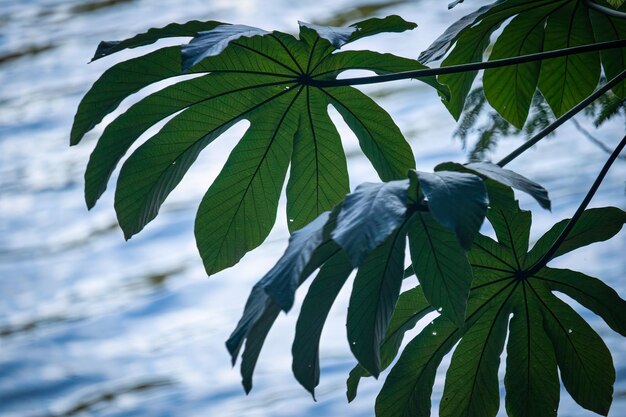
{"left": 91, "top": 20, "right": 226, "bottom": 60}
{"left": 483, "top": 8, "right": 547, "bottom": 128}
{"left": 375, "top": 204, "right": 625, "bottom": 417}
{"left": 331, "top": 181, "right": 410, "bottom": 267}
{"left": 439, "top": 297, "right": 510, "bottom": 417}
{"left": 538, "top": 288, "right": 615, "bottom": 415}
{"left": 412, "top": 170, "right": 488, "bottom": 249}
{"left": 181, "top": 24, "right": 269, "bottom": 70}
{"left": 537, "top": 1, "right": 601, "bottom": 117}
{"left": 525, "top": 206, "right": 626, "bottom": 266}
{"left": 424, "top": 0, "right": 626, "bottom": 121}
{"left": 408, "top": 212, "right": 473, "bottom": 326}
{"left": 226, "top": 209, "right": 343, "bottom": 392}
{"left": 347, "top": 225, "right": 408, "bottom": 377}
{"left": 504, "top": 286, "right": 559, "bottom": 417}
{"left": 75, "top": 17, "right": 445, "bottom": 275}
{"left": 589, "top": 7, "right": 626, "bottom": 97}
{"left": 435, "top": 161, "right": 551, "bottom": 210}
{"left": 346, "top": 286, "right": 433, "bottom": 401}
{"left": 292, "top": 251, "right": 353, "bottom": 397}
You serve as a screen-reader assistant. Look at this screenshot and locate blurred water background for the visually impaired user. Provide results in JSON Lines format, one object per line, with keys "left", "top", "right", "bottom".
{"left": 0, "top": 0, "right": 625, "bottom": 416}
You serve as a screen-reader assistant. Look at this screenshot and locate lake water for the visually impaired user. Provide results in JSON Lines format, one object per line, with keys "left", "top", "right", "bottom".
{"left": 0, "top": 0, "right": 625, "bottom": 416}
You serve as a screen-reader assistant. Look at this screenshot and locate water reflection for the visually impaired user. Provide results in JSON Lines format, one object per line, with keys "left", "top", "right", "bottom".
{"left": 0, "top": 0, "right": 624, "bottom": 417}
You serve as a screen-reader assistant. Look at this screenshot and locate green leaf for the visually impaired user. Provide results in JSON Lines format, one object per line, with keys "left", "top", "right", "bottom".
{"left": 607, "top": 0, "right": 626, "bottom": 9}
{"left": 299, "top": 15, "right": 416, "bottom": 49}
{"left": 292, "top": 251, "right": 353, "bottom": 397}
{"left": 375, "top": 317, "right": 461, "bottom": 417}
{"left": 590, "top": 7, "right": 626, "bottom": 98}
{"left": 435, "top": 161, "right": 551, "bottom": 210}
{"left": 286, "top": 87, "right": 349, "bottom": 232}
{"left": 408, "top": 212, "right": 473, "bottom": 326}
{"left": 504, "top": 287, "right": 559, "bottom": 417}
{"left": 347, "top": 226, "right": 407, "bottom": 377}
{"left": 323, "top": 86, "right": 417, "bottom": 181}
{"left": 346, "top": 286, "right": 433, "bottom": 402}
{"left": 331, "top": 181, "right": 409, "bottom": 267}
{"left": 538, "top": 288, "right": 615, "bottom": 415}
{"left": 226, "top": 209, "right": 344, "bottom": 392}
{"left": 525, "top": 207, "right": 626, "bottom": 266}
{"left": 77, "top": 17, "right": 443, "bottom": 275}
{"left": 537, "top": 1, "right": 600, "bottom": 117}
{"left": 412, "top": 170, "right": 488, "bottom": 249}
{"left": 440, "top": 298, "right": 510, "bottom": 417}
{"left": 377, "top": 204, "right": 624, "bottom": 417}
{"left": 261, "top": 208, "right": 342, "bottom": 312}
{"left": 91, "top": 20, "right": 225, "bottom": 60}
{"left": 535, "top": 267, "right": 626, "bottom": 337}
{"left": 434, "top": 0, "right": 560, "bottom": 119}
{"left": 72, "top": 47, "right": 183, "bottom": 146}
{"left": 181, "top": 24, "right": 269, "bottom": 70}
{"left": 483, "top": 9, "right": 547, "bottom": 128}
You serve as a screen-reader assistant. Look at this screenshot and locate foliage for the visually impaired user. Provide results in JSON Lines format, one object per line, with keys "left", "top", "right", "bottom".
{"left": 71, "top": 1, "right": 626, "bottom": 416}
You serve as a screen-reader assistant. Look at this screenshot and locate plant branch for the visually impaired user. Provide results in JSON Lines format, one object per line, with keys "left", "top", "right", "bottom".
{"left": 308, "top": 40, "right": 626, "bottom": 87}
{"left": 525, "top": 134, "right": 626, "bottom": 276}
{"left": 584, "top": 0, "right": 626, "bottom": 19}
{"left": 497, "top": 69, "right": 626, "bottom": 167}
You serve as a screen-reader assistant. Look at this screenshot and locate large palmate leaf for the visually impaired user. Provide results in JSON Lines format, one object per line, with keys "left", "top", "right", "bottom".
{"left": 423, "top": 0, "right": 625, "bottom": 123}
{"left": 226, "top": 165, "right": 552, "bottom": 396}
{"left": 376, "top": 198, "right": 626, "bottom": 417}
{"left": 72, "top": 17, "right": 448, "bottom": 276}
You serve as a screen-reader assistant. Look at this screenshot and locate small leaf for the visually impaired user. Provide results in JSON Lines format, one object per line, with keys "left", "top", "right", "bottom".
{"left": 292, "top": 251, "right": 353, "bottom": 397}
{"left": 589, "top": 9, "right": 626, "bottom": 98}
{"left": 537, "top": 1, "right": 600, "bottom": 117}
{"left": 483, "top": 8, "right": 547, "bottom": 128}
{"left": 539, "top": 289, "right": 615, "bottom": 415}
{"left": 299, "top": 15, "right": 417, "bottom": 49}
{"left": 436, "top": 161, "right": 551, "bottom": 210}
{"left": 261, "top": 208, "right": 342, "bottom": 312}
{"left": 536, "top": 267, "right": 626, "bottom": 337}
{"left": 413, "top": 170, "right": 488, "bottom": 249}
{"left": 375, "top": 318, "right": 461, "bottom": 417}
{"left": 331, "top": 181, "right": 409, "bottom": 267}
{"left": 525, "top": 207, "right": 626, "bottom": 267}
{"left": 324, "top": 86, "right": 417, "bottom": 181}
{"left": 408, "top": 212, "right": 473, "bottom": 326}
{"left": 440, "top": 300, "right": 510, "bottom": 417}
{"left": 347, "top": 286, "right": 433, "bottom": 401}
{"left": 347, "top": 226, "right": 407, "bottom": 376}
{"left": 505, "top": 288, "right": 559, "bottom": 417}
{"left": 72, "top": 47, "right": 183, "bottom": 145}
{"left": 91, "top": 20, "right": 225, "bottom": 60}
{"left": 181, "top": 24, "right": 269, "bottom": 71}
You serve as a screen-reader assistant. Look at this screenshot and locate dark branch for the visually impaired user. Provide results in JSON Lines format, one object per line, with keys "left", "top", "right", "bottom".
{"left": 497, "top": 70, "right": 626, "bottom": 167}
{"left": 525, "top": 134, "right": 626, "bottom": 276}
{"left": 308, "top": 40, "right": 626, "bottom": 87}
{"left": 584, "top": 0, "right": 626, "bottom": 19}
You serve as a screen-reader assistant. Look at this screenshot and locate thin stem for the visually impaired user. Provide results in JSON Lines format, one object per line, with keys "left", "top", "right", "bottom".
{"left": 525, "top": 134, "right": 626, "bottom": 276}
{"left": 584, "top": 0, "right": 626, "bottom": 19}
{"left": 497, "top": 69, "right": 626, "bottom": 167}
{"left": 308, "top": 40, "right": 626, "bottom": 87}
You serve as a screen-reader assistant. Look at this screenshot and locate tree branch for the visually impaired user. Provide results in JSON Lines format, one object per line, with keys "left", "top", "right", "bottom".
{"left": 497, "top": 70, "right": 626, "bottom": 167}
{"left": 584, "top": 0, "right": 626, "bottom": 19}
{"left": 308, "top": 40, "right": 626, "bottom": 87}
{"left": 525, "top": 134, "right": 626, "bottom": 276}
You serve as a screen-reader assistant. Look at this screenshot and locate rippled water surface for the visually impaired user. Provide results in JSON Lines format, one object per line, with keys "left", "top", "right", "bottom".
{"left": 1, "top": 0, "right": 625, "bottom": 416}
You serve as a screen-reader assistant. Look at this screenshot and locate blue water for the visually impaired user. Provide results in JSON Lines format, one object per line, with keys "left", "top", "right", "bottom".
{"left": 0, "top": 0, "right": 625, "bottom": 416}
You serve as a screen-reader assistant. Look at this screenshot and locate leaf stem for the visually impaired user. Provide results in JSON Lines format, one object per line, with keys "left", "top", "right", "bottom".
{"left": 584, "top": 0, "right": 626, "bottom": 19}
{"left": 497, "top": 70, "right": 626, "bottom": 167}
{"left": 308, "top": 40, "right": 626, "bottom": 87}
{"left": 525, "top": 134, "right": 626, "bottom": 276}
